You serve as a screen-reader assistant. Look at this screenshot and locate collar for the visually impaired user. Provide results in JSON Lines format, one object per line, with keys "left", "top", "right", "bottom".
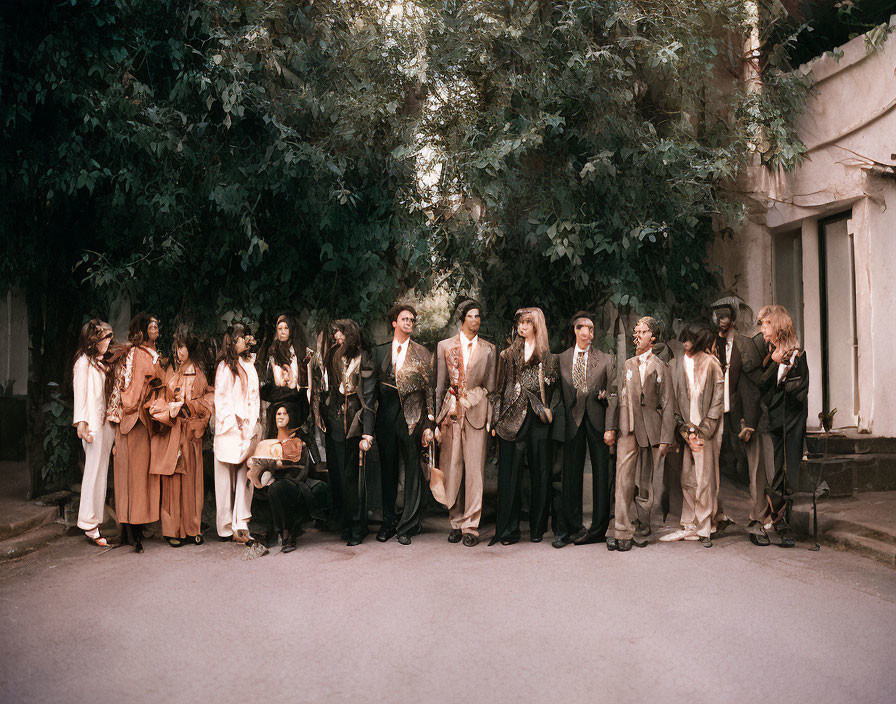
{"left": 574, "top": 345, "right": 589, "bottom": 355}
{"left": 460, "top": 333, "right": 478, "bottom": 346}
{"left": 637, "top": 349, "right": 652, "bottom": 364}
{"left": 392, "top": 337, "right": 410, "bottom": 350}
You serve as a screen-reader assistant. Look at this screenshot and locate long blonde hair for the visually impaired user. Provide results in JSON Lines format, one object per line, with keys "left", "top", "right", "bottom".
{"left": 757, "top": 304, "right": 800, "bottom": 351}
{"left": 513, "top": 307, "right": 550, "bottom": 363}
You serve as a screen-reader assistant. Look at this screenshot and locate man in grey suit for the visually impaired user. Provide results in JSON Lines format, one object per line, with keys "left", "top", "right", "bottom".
{"left": 552, "top": 312, "right": 617, "bottom": 548}
{"left": 612, "top": 316, "right": 676, "bottom": 551}
{"left": 432, "top": 300, "right": 497, "bottom": 547}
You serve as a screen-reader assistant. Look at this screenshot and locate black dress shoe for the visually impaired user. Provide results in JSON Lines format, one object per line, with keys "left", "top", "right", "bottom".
{"left": 778, "top": 535, "right": 795, "bottom": 548}
{"left": 346, "top": 537, "right": 362, "bottom": 547}
{"left": 448, "top": 529, "right": 463, "bottom": 543}
{"left": 569, "top": 528, "right": 588, "bottom": 543}
{"left": 530, "top": 535, "right": 543, "bottom": 543}
{"left": 500, "top": 535, "right": 520, "bottom": 546}
{"left": 574, "top": 531, "right": 606, "bottom": 546}
{"left": 462, "top": 534, "right": 479, "bottom": 547}
{"left": 700, "top": 536, "right": 713, "bottom": 548}
{"left": 397, "top": 534, "right": 412, "bottom": 545}
{"left": 606, "top": 537, "right": 617, "bottom": 551}
{"left": 616, "top": 539, "right": 632, "bottom": 552}
{"left": 749, "top": 532, "right": 771, "bottom": 546}
{"left": 551, "top": 536, "right": 567, "bottom": 549}
{"left": 632, "top": 536, "right": 648, "bottom": 548}
{"left": 635, "top": 525, "right": 652, "bottom": 538}
{"left": 376, "top": 526, "right": 397, "bottom": 542}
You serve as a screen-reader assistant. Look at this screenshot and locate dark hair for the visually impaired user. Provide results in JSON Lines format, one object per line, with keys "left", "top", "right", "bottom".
{"left": 566, "top": 310, "right": 595, "bottom": 346}
{"left": 455, "top": 299, "right": 483, "bottom": 325}
{"left": 678, "top": 322, "right": 714, "bottom": 354}
{"left": 326, "top": 319, "right": 362, "bottom": 381}
{"left": 128, "top": 312, "right": 152, "bottom": 346}
{"left": 267, "top": 313, "right": 308, "bottom": 367}
{"left": 217, "top": 323, "right": 251, "bottom": 377}
{"left": 269, "top": 401, "right": 303, "bottom": 433}
{"left": 76, "top": 319, "right": 112, "bottom": 359}
{"left": 172, "top": 324, "right": 203, "bottom": 370}
{"left": 72, "top": 319, "right": 112, "bottom": 384}
{"left": 388, "top": 303, "right": 417, "bottom": 325}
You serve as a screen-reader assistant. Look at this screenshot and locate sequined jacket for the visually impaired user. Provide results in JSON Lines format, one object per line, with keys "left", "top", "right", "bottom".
{"left": 373, "top": 340, "right": 434, "bottom": 435}
{"left": 492, "top": 346, "right": 559, "bottom": 441}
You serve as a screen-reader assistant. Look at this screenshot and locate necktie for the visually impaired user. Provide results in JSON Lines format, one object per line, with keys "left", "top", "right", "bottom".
{"left": 718, "top": 337, "right": 727, "bottom": 370}
{"left": 394, "top": 344, "right": 402, "bottom": 378}
{"left": 573, "top": 351, "right": 586, "bottom": 393}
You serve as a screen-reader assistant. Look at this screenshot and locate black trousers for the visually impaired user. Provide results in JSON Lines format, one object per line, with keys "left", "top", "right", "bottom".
{"left": 767, "top": 407, "right": 807, "bottom": 531}
{"left": 376, "top": 416, "right": 425, "bottom": 537}
{"left": 495, "top": 412, "right": 551, "bottom": 541}
{"left": 268, "top": 477, "right": 310, "bottom": 535}
{"left": 557, "top": 420, "right": 610, "bottom": 539}
{"left": 719, "top": 410, "right": 747, "bottom": 483}
{"left": 325, "top": 434, "right": 367, "bottom": 540}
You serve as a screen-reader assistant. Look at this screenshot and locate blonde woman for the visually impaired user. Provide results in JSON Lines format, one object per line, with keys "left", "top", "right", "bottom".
{"left": 72, "top": 319, "right": 115, "bottom": 546}
{"left": 757, "top": 304, "right": 808, "bottom": 548}
{"left": 489, "top": 307, "right": 559, "bottom": 545}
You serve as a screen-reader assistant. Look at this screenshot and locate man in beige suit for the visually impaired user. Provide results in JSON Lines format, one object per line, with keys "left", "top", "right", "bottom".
{"left": 432, "top": 300, "right": 496, "bottom": 547}
{"left": 612, "top": 316, "right": 675, "bottom": 551}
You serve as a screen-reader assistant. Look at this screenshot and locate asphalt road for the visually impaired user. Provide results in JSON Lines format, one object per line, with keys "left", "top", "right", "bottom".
{"left": 1, "top": 518, "right": 894, "bottom": 704}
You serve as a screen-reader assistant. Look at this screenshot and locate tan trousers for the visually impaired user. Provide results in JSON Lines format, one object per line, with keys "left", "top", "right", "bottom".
{"left": 214, "top": 459, "right": 254, "bottom": 536}
{"left": 161, "top": 466, "right": 203, "bottom": 539}
{"left": 613, "top": 435, "right": 664, "bottom": 540}
{"left": 680, "top": 437, "right": 721, "bottom": 538}
{"left": 77, "top": 422, "right": 115, "bottom": 534}
{"left": 440, "top": 420, "right": 488, "bottom": 536}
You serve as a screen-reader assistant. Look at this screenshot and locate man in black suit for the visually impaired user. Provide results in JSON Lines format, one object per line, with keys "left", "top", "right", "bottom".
{"left": 373, "top": 304, "right": 434, "bottom": 545}
{"left": 551, "top": 312, "right": 617, "bottom": 548}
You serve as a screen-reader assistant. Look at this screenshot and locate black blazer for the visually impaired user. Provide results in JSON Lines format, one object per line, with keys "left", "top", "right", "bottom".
{"left": 553, "top": 346, "right": 617, "bottom": 440}
{"left": 760, "top": 349, "right": 809, "bottom": 433}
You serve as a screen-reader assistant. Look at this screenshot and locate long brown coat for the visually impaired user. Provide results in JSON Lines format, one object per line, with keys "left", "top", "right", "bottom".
{"left": 147, "top": 363, "right": 213, "bottom": 538}
{"left": 112, "top": 346, "right": 160, "bottom": 524}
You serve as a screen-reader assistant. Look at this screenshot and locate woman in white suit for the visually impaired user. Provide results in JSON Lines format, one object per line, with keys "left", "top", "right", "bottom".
{"left": 72, "top": 319, "right": 115, "bottom": 546}
{"left": 214, "top": 323, "right": 261, "bottom": 543}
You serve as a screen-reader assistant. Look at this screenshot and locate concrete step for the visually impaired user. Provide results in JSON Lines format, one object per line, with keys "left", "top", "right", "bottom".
{"left": 0, "top": 504, "right": 59, "bottom": 541}
{"left": 798, "top": 454, "right": 896, "bottom": 496}
{"left": 790, "top": 492, "right": 896, "bottom": 568}
{"left": 0, "top": 523, "right": 66, "bottom": 561}
{"left": 824, "top": 530, "right": 896, "bottom": 568}
{"left": 805, "top": 433, "right": 896, "bottom": 456}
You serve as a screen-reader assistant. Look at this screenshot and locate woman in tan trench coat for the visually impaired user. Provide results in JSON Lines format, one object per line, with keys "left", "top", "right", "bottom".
{"left": 108, "top": 312, "right": 161, "bottom": 553}
{"left": 147, "top": 326, "right": 213, "bottom": 547}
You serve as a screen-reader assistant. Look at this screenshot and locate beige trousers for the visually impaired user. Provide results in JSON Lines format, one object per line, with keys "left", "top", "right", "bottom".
{"left": 214, "top": 459, "right": 254, "bottom": 536}
{"left": 440, "top": 420, "right": 488, "bottom": 536}
{"left": 613, "top": 435, "right": 664, "bottom": 540}
{"left": 680, "top": 433, "right": 721, "bottom": 538}
{"left": 77, "top": 422, "right": 115, "bottom": 534}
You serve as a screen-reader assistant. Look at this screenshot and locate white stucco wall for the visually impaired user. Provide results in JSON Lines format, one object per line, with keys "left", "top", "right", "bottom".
{"left": 717, "top": 17, "right": 896, "bottom": 435}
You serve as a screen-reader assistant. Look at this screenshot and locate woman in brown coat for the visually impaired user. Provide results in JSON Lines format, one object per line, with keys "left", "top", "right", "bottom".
{"left": 147, "top": 326, "right": 213, "bottom": 547}
{"left": 108, "top": 312, "right": 161, "bottom": 553}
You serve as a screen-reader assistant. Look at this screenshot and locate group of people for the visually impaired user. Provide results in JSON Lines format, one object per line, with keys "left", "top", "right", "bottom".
{"left": 71, "top": 298, "right": 809, "bottom": 554}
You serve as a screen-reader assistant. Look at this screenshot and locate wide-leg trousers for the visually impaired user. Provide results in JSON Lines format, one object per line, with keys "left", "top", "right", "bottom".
{"left": 494, "top": 413, "right": 551, "bottom": 542}
{"left": 77, "top": 422, "right": 115, "bottom": 534}
{"left": 214, "top": 459, "right": 254, "bottom": 537}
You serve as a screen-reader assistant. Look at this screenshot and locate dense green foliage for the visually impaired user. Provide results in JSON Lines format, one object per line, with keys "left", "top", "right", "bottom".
{"left": 1, "top": 0, "right": 814, "bottom": 488}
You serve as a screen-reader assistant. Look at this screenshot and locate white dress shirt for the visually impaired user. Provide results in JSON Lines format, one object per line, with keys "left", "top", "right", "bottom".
{"left": 460, "top": 333, "right": 478, "bottom": 369}
{"left": 524, "top": 339, "right": 535, "bottom": 363}
{"left": 777, "top": 349, "right": 799, "bottom": 384}
{"left": 721, "top": 333, "right": 734, "bottom": 413}
{"left": 392, "top": 337, "right": 409, "bottom": 372}
{"left": 572, "top": 344, "right": 589, "bottom": 372}
{"left": 637, "top": 349, "right": 652, "bottom": 385}
{"left": 683, "top": 354, "right": 701, "bottom": 426}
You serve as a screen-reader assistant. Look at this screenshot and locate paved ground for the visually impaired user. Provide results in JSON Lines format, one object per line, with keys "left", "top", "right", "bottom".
{"left": 1, "top": 515, "right": 894, "bottom": 704}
